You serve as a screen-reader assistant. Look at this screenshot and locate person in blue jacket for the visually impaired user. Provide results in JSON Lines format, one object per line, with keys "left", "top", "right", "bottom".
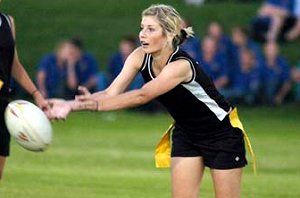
{"left": 231, "top": 26, "right": 263, "bottom": 79}
{"left": 199, "top": 36, "right": 229, "bottom": 90}
{"left": 223, "top": 48, "right": 261, "bottom": 105}
{"left": 260, "top": 41, "right": 292, "bottom": 104}
{"left": 291, "top": 61, "right": 300, "bottom": 102}
{"left": 36, "top": 37, "right": 99, "bottom": 99}
{"left": 207, "top": 21, "right": 234, "bottom": 70}
{"left": 180, "top": 18, "right": 201, "bottom": 63}
{"left": 252, "top": 0, "right": 300, "bottom": 42}
{"left": 108, "top": 35, "right": 144, "bottom": 90}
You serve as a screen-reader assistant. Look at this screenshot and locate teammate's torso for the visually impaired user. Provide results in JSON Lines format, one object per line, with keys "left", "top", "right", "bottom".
{"left": 0, "top": 13, "right": 15, "bottom": 96}
{"left": 140, "top": 47, "right": 233, "bottom": 136}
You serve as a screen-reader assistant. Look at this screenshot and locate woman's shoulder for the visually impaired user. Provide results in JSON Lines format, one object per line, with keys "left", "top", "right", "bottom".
{"left": 131, "top": 46, "right": 146, "bottom": 58}
{"left": 128, "top": 47, "right": 146, "bottom": 64}
{"left": 125, "top": 46, "right": 146, "bottom": 68}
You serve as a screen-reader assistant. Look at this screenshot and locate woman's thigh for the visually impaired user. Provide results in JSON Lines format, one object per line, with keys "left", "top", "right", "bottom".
{"left": 171, "top": 157, "right": 204, "bottom": 198}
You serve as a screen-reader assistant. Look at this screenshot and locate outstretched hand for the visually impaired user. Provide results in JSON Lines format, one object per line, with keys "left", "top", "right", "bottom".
{"left": 75, "top": 86, "right": 91, "bottom": 101}
{"left": 45, "top": 99, "right": 72, "bottom": 120}
{"left": 75, "top": 86, "right": 99, "bottom": 111}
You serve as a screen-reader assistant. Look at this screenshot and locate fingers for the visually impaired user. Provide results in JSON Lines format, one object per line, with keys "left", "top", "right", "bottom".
{"left": 78, "top": 86, "right": 91, "bottom": 96}
{"left": 75, "top": 94, "right": 89, "bottom": 101}
{"left": 43, "top": 98, "right": 70, "bottom": 121}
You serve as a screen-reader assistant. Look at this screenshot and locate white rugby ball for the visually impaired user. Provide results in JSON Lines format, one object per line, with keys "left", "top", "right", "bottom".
{"left": 4, "top": 100, "right": 52, "bottom": 152}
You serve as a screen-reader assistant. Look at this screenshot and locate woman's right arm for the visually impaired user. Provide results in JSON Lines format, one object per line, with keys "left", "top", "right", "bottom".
{"left": 36, "top": 70, "right": 48, "bottom": 98}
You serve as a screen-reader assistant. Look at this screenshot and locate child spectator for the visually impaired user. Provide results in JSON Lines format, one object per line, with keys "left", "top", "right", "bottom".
{"left": 251, "top": 0, "right": 300, "bottom": 42}
{"left": 261, "top": 41, "right": 292, "bottom": 104}
{"left": 222, "top": 48, "right": 261, "bottom": 105}
{"left": 231, "top": 26, "right": 263, "bottom": 78}
{"left": 108, "top": 35, "right": 144, "bottom": 90}
{"left": 199, "top": 36, "right": 229, "bottom": 90}
{"left": 207, "top": 21, "right": 234, "bottom": 70}
{"left": 36, "top": 37, "right": 100, "bottom": 99}
{"left": 180, "top": 18, "right": 201, "bottom": 63}
{"left": 291, "top": 61, "right": 300, "bottom": 102}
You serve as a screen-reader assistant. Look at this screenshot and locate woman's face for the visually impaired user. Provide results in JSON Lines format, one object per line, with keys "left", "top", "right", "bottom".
{"left": 139, "top": 16, "right": 168, "bottom": 54}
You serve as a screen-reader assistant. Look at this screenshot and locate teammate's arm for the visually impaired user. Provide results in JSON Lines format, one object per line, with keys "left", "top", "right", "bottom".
{"left": 9, "top": 16, "right": 48, "bottom": 109}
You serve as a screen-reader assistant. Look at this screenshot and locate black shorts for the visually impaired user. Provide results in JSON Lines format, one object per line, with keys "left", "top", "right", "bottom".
{"left": 0, "top": 100, "right": 10, "bottom": 157}
{"left": 171, "top": 127, "right": 247, "bottom": 169}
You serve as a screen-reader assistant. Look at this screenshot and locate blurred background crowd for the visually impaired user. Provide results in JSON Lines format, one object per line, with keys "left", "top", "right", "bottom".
{"left": 9, "top": 0, "right": 300, "bottom": 112}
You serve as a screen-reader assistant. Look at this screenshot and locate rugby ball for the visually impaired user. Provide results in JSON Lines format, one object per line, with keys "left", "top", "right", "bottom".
{"left": 4, "top": 100, "right": 52, "bottom": 152}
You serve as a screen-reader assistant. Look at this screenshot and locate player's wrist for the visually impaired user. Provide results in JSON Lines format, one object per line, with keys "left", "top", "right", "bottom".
{"left": 94, "top": 100, "right": 99, "bottom": 111}
{"left": 31, "top": 89, "right": 39, "bottom": 96}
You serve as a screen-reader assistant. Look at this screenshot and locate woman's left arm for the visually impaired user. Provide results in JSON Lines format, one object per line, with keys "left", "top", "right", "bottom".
{"left": 72, "top": 59, "right": 193, "bottom": 111}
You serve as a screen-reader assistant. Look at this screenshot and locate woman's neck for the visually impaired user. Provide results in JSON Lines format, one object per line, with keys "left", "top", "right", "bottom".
{"left": 151, "top": 46, "right": 174, "bottom": 69}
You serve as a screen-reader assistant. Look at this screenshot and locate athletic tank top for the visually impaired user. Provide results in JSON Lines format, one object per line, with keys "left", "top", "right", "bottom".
{"left": 140, "top": 47, "right": 233, "bottom": 136}
{"left": 0, "top": 13, "right": 14, "bottom": 97}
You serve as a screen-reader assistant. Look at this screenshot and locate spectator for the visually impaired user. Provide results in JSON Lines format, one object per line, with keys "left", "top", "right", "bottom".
{"left": 288, "top": 0, "right": 300, "bottom": 40}
{"left": 199, "top": 36, "right": 229, "bottom": 90}
{"left": 222, "top": 48, "right": 261, "bottom": 105}
{"left": 68, "top": 37, "right": 100, "bottom": 94}
{"left": 231, "top": 26, "right": 263, "bottom": 78}
{"left": 291, "top": 61, "right": 300, "bottom": 102}
{"left": 184, "top": 0, "right": 205, "bottom": 7}
{"left": 207, "top": 21, "right": 234, "bottom": 69}
{"left": 36, "top": 37, "right": 100, "bottom": 99}
{"left": 108, "top": 35, "right": 144, "bottom": 90}
{"left": 180, "top": 18, "right": 201, "bottom": 63}
{"left": 261, "top": 41, "right": 292, "bottom": 104}
{"left": 251, "top": 0, "right": 300, "bottom": 42}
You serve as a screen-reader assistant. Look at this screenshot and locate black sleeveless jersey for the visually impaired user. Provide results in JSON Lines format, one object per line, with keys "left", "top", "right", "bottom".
{"left": 140, "top": 47, "right": 233, "bottom": 136}
{"left": 0, "top": 13, "right": 14, "bottom": 97}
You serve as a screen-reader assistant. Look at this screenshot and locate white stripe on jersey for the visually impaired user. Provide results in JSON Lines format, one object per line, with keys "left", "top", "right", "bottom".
{"left": 140, "top": 54, "right": 149, "bottom": 71}
{"left": 3, "top": 14, "right": 11, "bottom": 28}
{"left": 182, "top": 80, "right": 228, "bottom": 121}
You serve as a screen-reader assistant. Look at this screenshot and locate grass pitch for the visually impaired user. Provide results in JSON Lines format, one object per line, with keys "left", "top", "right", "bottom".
{"left": 1, "top": 105, "right": 300, "bottom": 198}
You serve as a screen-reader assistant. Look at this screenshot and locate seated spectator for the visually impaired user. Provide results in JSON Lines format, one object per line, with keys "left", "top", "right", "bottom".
{"left": 184, "top": 0, "right": 205, "bottom": 7}
{"left": 180, "top": 18, "right": 201, "bottom": 63}
{"left": 289, "top": 0, "right": 300, "bottom": 40}
{"left": 291, "top": 62, "right": 300, "bottom": 102}
{"left": 222, "top": 48, "right": 261, "bottom": 105}
{"left": 199, "top": 36, "right": 229, "bottom": 90}
{"left": 260, "top": 41, "right": 292, "bottom": 104}
{"left": 251, "top": 0, "right": 300, "bottom": 42}
{"left": 207, "top": 21, "right": 234, "bottom": 68}
{"left": 36, "top": 37, "right": 100, "bottom": 99}
{"left": 231, "top": 26, "right": 263, "bottom": 78}
{"left": 108, "top": 35, "right": 144, "bottom": 90}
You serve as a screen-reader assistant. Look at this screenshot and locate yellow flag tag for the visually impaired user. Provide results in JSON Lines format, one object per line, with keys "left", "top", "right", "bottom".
{"left": 0, "top": 80, "right": 3, "bottom": 90}
{"left": 155, "top": 123, "right": 174, "bottom": 168}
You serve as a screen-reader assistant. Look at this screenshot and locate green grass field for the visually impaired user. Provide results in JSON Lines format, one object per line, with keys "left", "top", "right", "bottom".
{"left": 0, "top": 106, "right": 299, "bottom": 198}
{"left": 1, "top": 0, "right": 300, "bottom": 197}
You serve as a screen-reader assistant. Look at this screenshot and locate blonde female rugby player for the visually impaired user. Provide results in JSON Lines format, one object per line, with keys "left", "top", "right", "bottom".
{"left": 48, "top": 4, "right": 248, "bottom": 198}
{"left": 0, "top": 0, "right": 48, "bottom": 179}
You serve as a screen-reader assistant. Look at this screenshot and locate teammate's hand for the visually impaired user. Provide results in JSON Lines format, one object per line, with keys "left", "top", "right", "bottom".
{"left": 32, "top": 90, "right": 50, "bottom": 112}
{"left": 46, "top": 99, "right": 72, "bottom": 120}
